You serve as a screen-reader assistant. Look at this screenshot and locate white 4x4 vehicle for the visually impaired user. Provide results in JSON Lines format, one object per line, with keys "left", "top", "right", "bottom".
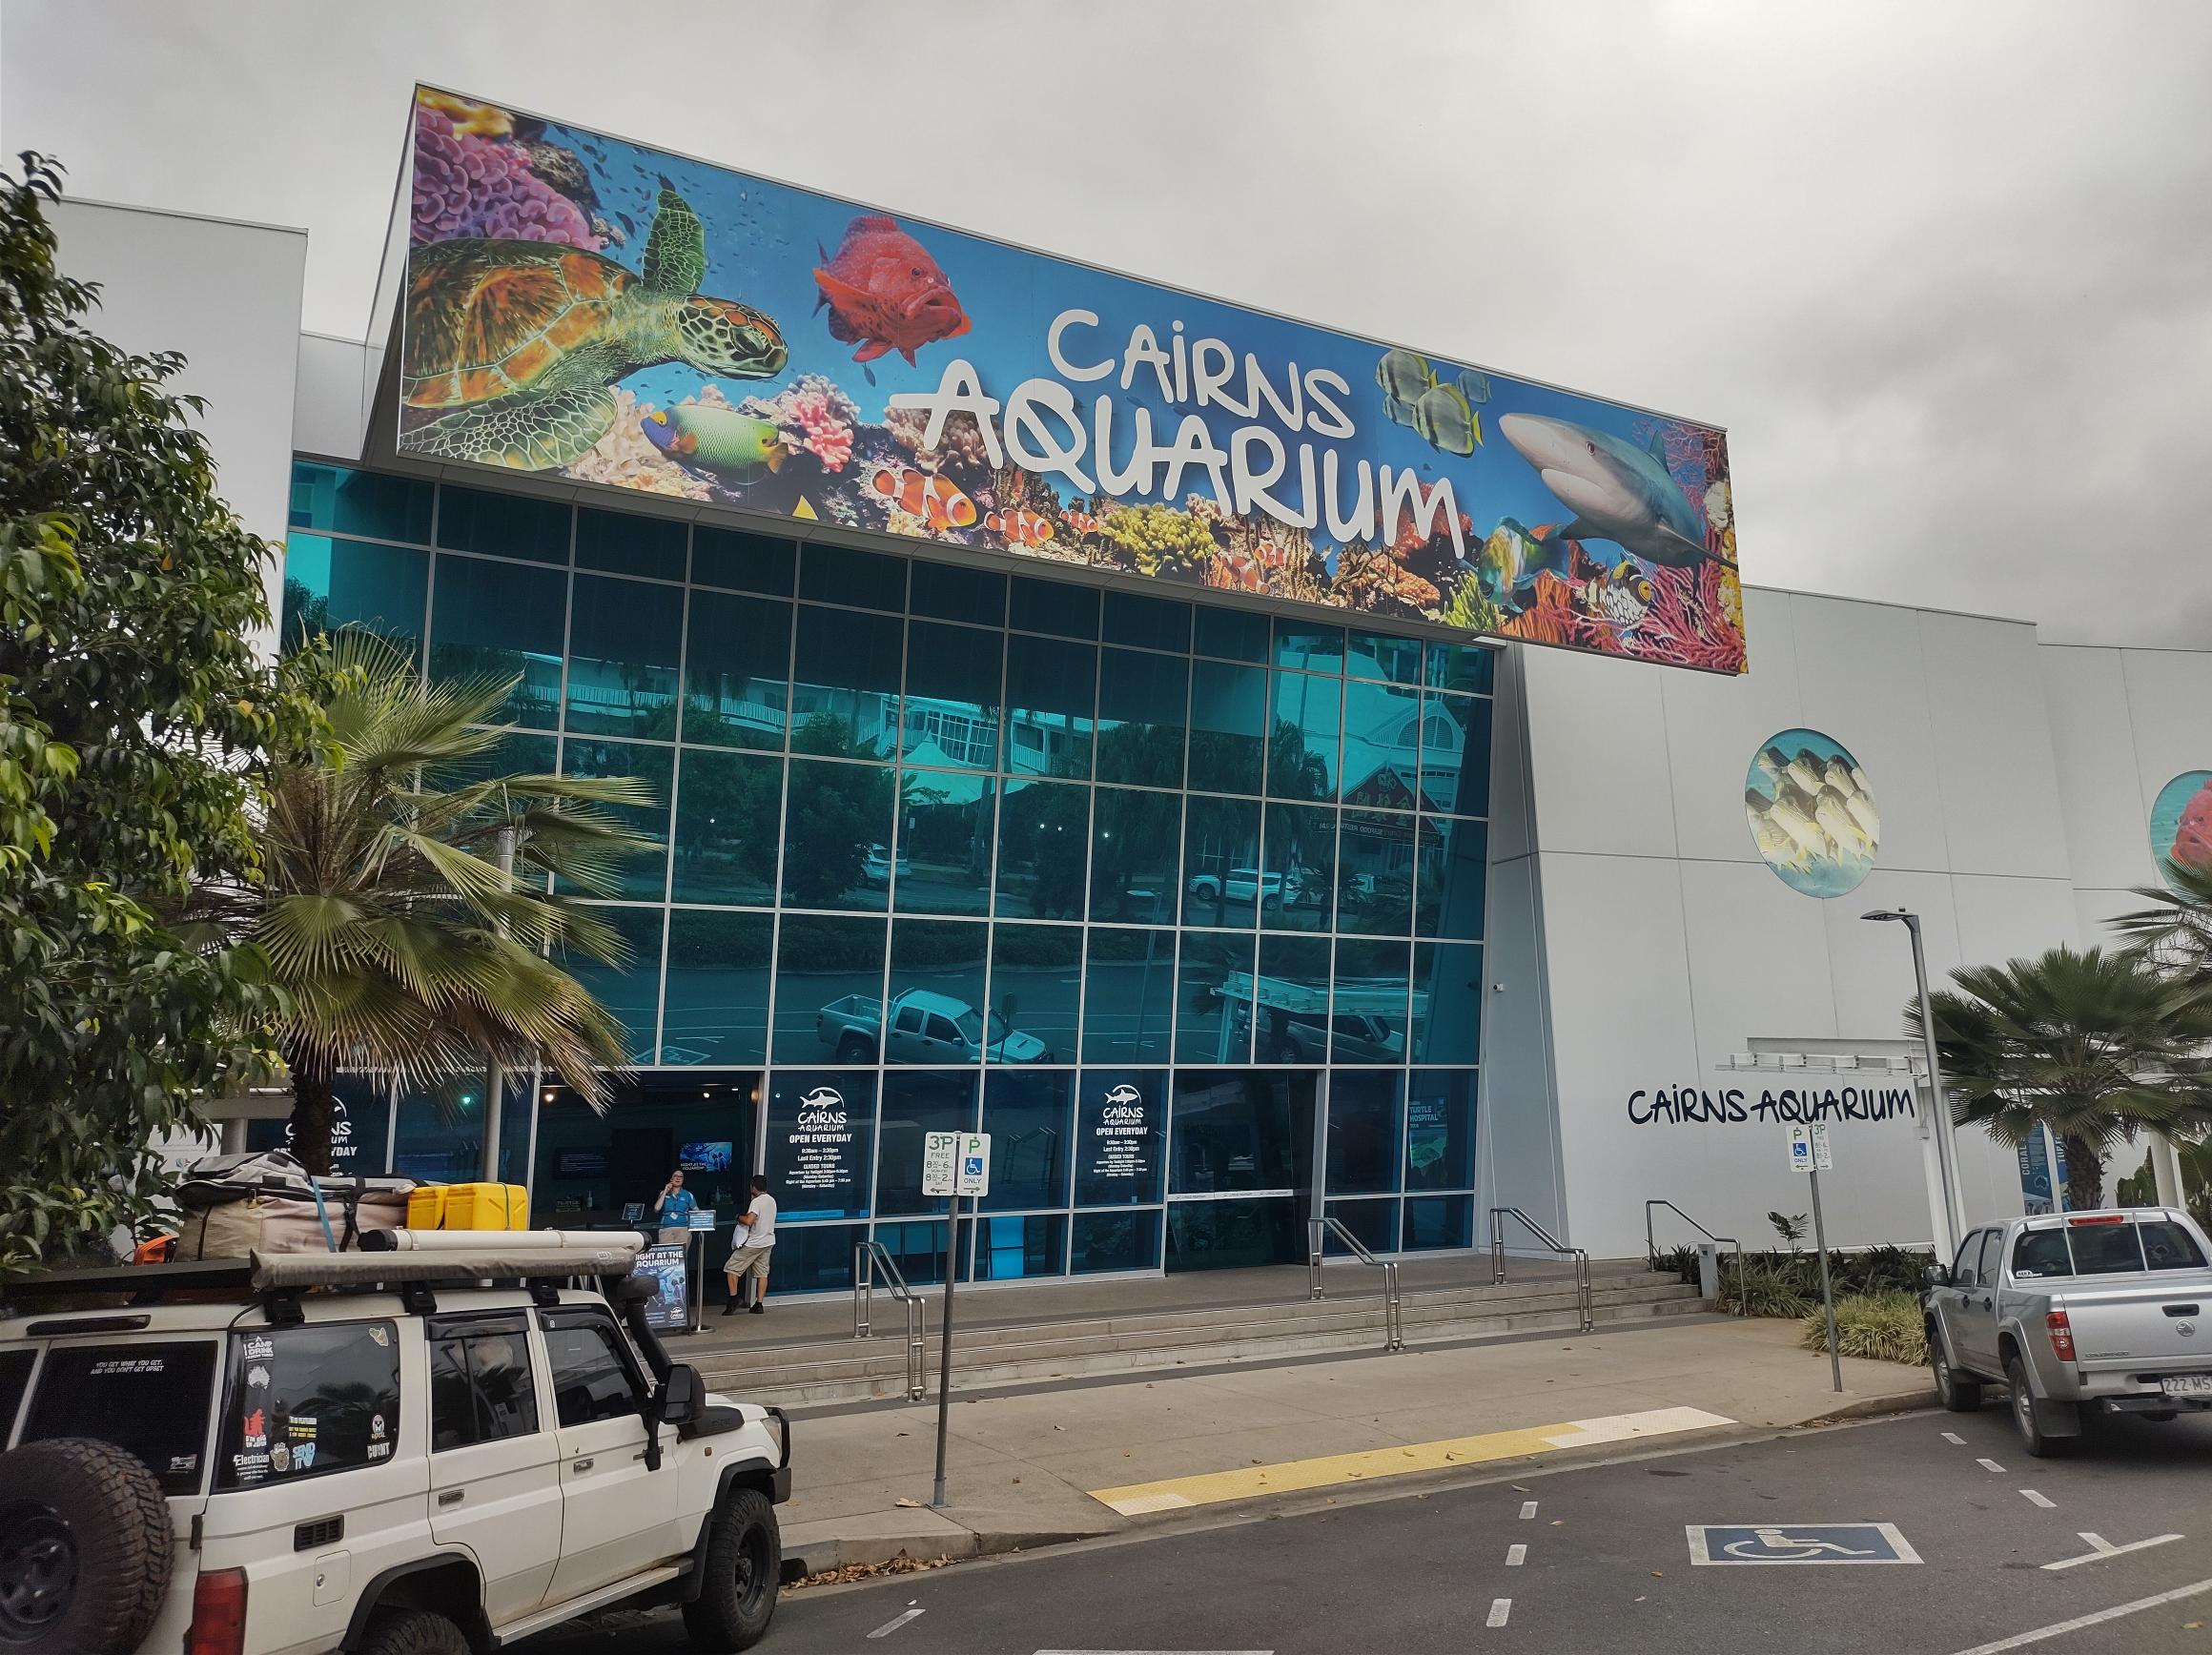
{"left": 0, "top": 1236, "right": 790, "bottom": 1655}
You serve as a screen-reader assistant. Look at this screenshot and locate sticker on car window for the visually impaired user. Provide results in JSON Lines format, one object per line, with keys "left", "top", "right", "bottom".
{"left": 272, "top": 1442, "right": 293, "bottom": 1473}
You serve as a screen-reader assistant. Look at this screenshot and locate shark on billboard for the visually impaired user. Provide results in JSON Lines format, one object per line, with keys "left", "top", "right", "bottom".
{"left": 392, "top": 87, "right": 1746, "bottom": 673}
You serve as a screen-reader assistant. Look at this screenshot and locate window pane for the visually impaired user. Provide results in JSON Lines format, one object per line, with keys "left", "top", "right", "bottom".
{"left": 563, "top": 907, "right": 663, "bottom": 1063}
{"left": 765, "top": 1071, "right": 874, "bottom": 1220}
{"left": 1073, "top": 1070, "right": 1164, "bottom": 1205}
{"left": 1323, "top": 1197, "right": 1398, "bottom": 1256}
{"left": 1419, "top": 690, "right": 1491, "bottom": 816}
{"left": 291, "top": 461, "right": 433, "bottom": 543}
{"left": 1338, "top": 811, "right": 1415, "bottom": 936}
{"left": 1004, "top": 633, "right": 1095, "bottom": 778}
{"left": 1089, "top": 787, "right": 1180, "bottom": 924}
{"left": 975, "top": 1213, "right": 1066, "bottom": 1279}
{"left": 802, "top": 542, "right": 907, "bottom": 611}
{"left": 541, "top": 1322, "right": 640, "bottom": 1426}
{"left": 1411, "top": 941, "right": 1483, "bottom": 1065}
{"left": 1341, "top": 679, "right": 1422, "bottom": 809}
{"left": 1424, "top": 641, "right": 1497, "bottom": 695}
{"left": 575, "top": 506, "right": 685, "bottom": 582}
{"left": 692, "top": 525, "right": 795, "bottom": 595}
{"left": 1072, "top": 1209, "right": 1162, "bottom": 1273}
{"left": 1407, "top": 1070, "right": 1478, "bottom": 1190}
{"left": 1348, "top": 632, "right": 1423, "bottom": 685}
{"left": 764, "top": 1222, "right": 863, "bottom": 1293}
{"left": 1332, "top": 940, "right": 1409, "bottom": 1062}
{"left": 875, "top": 1217, "right": 966, "bottom": 1287}
{"left": 877, "top": 1070, "right": 977, "bottom": 1216}
{"left": 1103, "top": 590, "right": 1191, "bottom": 653}
{"left": 902, "top": 622, "right": 1002, "bottom": 771}
{"left": 774, "top": 915, "right": 886, "bottom": 1064}
{"left": 910, "top": 560, "right": 1006, "bottom": 626}
{"left": 671, "top": 749, "right": 782, "bottom": 907}
{"left": 887, "top": 920, "right": 989, "bottom": 1064}
{"left": 1187, "top": 661, "right": 1266, "bottom": 793}
{"left": 988, "top": 923, "right": 1081, "bottom": 1064}
{"left": 282, "top": 533, "right": 426, "bottom": 657}
{"left": 1326, "top": 1071, "right": 1403, "bottom": 1195}
{"left": 1096, "top": 649, "right": 1187, "bottom": 787}
{"left": 565, "top": 575, "right": 683, "bottom": 738}
{"left": 1268, "top": 672, "right": 1340, "bottom": 800}
{"left": 982, "top": 1070, "right": 1073, "bottom": 1211}
{"left": 1273, "top": 620, "right": 1346, "bottom": 674}
{"left": 782, "top": 759, "right": 896, "bottom": 910}
{"left": 1176, "top": 932, "right": 1254, "bottom": 1064}
{"left": 1083, "top": 927, "right": 1174, "bottom": 1065}
{"left": 1415, "top": 815, "right": 1488, "bottom": 940}
{"left": 1011, "top": 575, "right": 1098, "bottom": 640}
{"left": 995, "top": 778, "right": 1089, "bottom": 919}
{"left": 560, "top": 739, "right": 672, "bottom": 900}
{"left": 436, "top": 485, "right": 569, "bottom": 563}
{"left": 1403, "top": 1194, "right": 1474, "bottom": 1252}
{"left": 1261, "top": 804, "right": 1336, "bottom": 932}
{"left": 1169, "top": 1070, "right": 1317, "bottom": 1197}
{"left": 662, "top": 909, "right": 770, "bottom": 1065}
{"left": 684, "top": 591, "right": 791, "bottom": 751}
{"left": 213, "top": 1323, "right": 399, "bottom": 1487}
{"left": 22, "top": 1341, "right": 215, "bottom": 1494}
{"left": 791, "top": 606, "right": 901, "bottom": 759}
{"left": 1180, "top": 795, "right": 1262, "bottom": 930}
{"left": 1194, "top": 604, "right": 1270, "bottom": 663}
{"left": 1254, "top": 933, "right": 1330, "bottom": 1064}
{"left": 896, "top": 769, "right": 993, "bottom": 916}
{"left": 428, "top": 556, "right": 566, "bottom": 728}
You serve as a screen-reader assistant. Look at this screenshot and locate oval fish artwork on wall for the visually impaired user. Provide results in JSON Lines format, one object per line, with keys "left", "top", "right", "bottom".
{"left": 2149, "top": 770, "right": 2212, "bottom": 894}
{"left": 1744, "top": 729, "right": 1879, "bottom": 898}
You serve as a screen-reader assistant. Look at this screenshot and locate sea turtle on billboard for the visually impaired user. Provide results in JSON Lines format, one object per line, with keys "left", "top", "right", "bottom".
{"left": 402, "top": 185, "right": 788, "bottom": 469}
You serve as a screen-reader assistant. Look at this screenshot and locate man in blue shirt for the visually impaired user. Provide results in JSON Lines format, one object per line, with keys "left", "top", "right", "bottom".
{"left": 653, "top": 1169, "right": 697, "bottom": 1244}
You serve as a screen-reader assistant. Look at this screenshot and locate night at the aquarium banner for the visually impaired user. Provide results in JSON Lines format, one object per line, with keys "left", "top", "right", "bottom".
{"left": 396, "top": 87, "right": 1746, "bottom": 673}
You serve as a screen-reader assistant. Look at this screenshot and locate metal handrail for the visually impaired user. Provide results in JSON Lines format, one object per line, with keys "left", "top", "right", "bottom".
{"left": 852, "top": 1240, "right": 928, "bottom": 1401}
{"left": 1489, "top": 1206, "right": 1591, "bottom": 1333}
{"left": 1305, "top": 1216, "right": 1403, "bottom": 1352}
{"left": 1645, "top": 1198, "right": 1748, "bottom": 1316}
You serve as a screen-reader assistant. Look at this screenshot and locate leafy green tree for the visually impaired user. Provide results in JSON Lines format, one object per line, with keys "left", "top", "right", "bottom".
{"left": 189, "top": 634, "right": 654, "bottom": 1173}
{"left": 0, "top": 155, "right": 334, "bottom": 1272}
{"left": 1908, "top": 945, "right": 2212, "bottom": 1210}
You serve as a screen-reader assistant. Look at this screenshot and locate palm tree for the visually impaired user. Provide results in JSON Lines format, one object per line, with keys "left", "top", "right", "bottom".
{"left": 195, "top": 635, "right": 654, "bottom": 1174}
{"left": 2109, "top": 858, "right": 2212, "bottom": 990}
{"left": 1907, "top": 944, "right": 2212, "bottom": 1210}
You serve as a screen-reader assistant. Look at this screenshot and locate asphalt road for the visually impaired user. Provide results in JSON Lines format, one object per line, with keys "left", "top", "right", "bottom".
{"left": 727, "top": 1401, "right": 2212, "bottom": 1654}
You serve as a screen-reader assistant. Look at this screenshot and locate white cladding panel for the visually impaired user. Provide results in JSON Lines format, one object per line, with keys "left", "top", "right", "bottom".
{"left": 1660, "top": 584, "right": 1803, "bottom": 866}
{"left": 294, "top": 332, "right": 376, "bottom": 462}
{"left": 2038, "top": 646, "right": 2159, "bottom": 895}
{"left": 1918, "top": 612, "right": 2072, "bottom": 880}
{"left": 1519, "top": 645, "right": 1678, "bottom": 860}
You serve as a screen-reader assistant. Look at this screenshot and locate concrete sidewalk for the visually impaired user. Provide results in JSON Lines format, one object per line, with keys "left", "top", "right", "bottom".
{"left": 775, "top": 1316, "right": 1930, "bottom": 1575}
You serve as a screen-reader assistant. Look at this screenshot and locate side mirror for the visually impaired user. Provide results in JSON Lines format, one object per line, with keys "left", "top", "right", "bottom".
{"left": 659, "top": 1361, "right": 704, "bottom": 1428}
{"left": 1923, "top": 1264, "right": 1950, "bottom": 1289}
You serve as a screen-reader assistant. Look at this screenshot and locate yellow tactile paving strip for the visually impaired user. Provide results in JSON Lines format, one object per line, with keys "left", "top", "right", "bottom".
{"left": 1090, "top": 1404, "right": 1736, "bottom": 1515}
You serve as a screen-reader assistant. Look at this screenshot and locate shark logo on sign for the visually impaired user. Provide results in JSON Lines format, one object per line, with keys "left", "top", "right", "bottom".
{"left": 1101, "top": 1083, "right": 1145, "bottom": 1123}
{"left": 796, "top": 1087, "right": 848, "bottom": 1130}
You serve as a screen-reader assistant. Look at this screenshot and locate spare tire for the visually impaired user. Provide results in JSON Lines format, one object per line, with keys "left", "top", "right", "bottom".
{"left": 0, "top": 1439, "right": 174, "bottom": 1655}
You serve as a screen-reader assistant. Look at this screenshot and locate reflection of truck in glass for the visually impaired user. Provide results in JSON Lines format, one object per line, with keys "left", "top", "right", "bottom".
{"left": 816, "top": 988, "right": 1054, "bottom": 1063}
{"left": 1185, "top": 868, "right": 1284, "bottom": 908}
{"left": 1262, "top": 1009, "right": 1403, "bottom": 1064}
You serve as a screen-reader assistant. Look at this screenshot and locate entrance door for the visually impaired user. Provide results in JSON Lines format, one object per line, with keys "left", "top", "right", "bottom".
{"left": 1164, "top": 1070, "right": 1318, "bottom": 1271}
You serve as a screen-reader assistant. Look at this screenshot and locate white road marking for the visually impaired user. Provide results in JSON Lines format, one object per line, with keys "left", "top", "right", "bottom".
{"left": 1505, "top": 1544, "right": 1527, "bottom": 1566}
{"left": 1944, "top": 1574, "right": 2212, "bottom": 1653}
{"left": 1485, "top": 1599, "right": 1512, "bottom": 1628}
{"left": 868, "top": 1608, "right": 925, "bottom": 1638}
{"left": 1941, "top": 1432, "right": 1967, "bottom": 1445}
{"left": 2041, "top": 1531, "right": 2183, "bottom": 1571}
{"left": 1519, "top": 1500, "right": 1539, "bottom": 1520}
{"left": 1976, "top": 1457, "right": 2005, "bottom": 1473}
{"left": 2019, "top": 1489, "right": 2056, "bottom": 1509}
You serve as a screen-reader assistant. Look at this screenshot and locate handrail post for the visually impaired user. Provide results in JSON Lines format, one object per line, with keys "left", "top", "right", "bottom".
{"left": 1490, "top": 1207, "right": 1505, "bottom": 1284}
{"left": 854, "top": 1242, "right": 870, "bottom": 1340}
{"left": 1308, "top": 1217, "right": 1324, "bottom": 1300}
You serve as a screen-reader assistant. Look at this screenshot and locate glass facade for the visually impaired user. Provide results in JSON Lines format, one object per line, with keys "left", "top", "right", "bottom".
{"left": 286, "top": 460, "right": 1494, "bottom": 1293}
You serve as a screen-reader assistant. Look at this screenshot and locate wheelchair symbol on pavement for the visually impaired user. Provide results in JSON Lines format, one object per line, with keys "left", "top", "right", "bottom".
{"left": 1688, "top": 1523, "right": 1922, "bottom": 1564}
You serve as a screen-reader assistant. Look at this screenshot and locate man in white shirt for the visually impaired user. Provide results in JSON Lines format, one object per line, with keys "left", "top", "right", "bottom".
{"left": 721, "top": 1175, "right": 778, "bottom": 1315}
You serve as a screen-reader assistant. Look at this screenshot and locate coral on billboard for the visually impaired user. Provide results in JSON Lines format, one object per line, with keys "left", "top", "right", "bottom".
{"left": 395, "top": 88, "right": 1745, "bottom": 672}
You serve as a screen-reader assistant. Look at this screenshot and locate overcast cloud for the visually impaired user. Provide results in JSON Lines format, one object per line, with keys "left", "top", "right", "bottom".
{"left": 5, "top": 1, "right": 2208, "bottom": 644}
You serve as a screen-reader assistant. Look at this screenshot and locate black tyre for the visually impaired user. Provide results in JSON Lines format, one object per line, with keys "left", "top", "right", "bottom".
{"left": 2006, "top": 1353, "right": 2068, "bottom": 1458}
{"left": 356, "top": 1609, "right": 471, "bottom": 1655}
{"left": 1929, "top": 1327, "right": 1982, "bottom": 1412}
{"left": 682, "top": 1487, "right": 780, "bottom": 1652}
{"left": 0, "top": 1438, "right": 172, "bottom": 1655}
{"left": 833, "top": 1033, "right": 874, "bottom": 1063}
{"left": 2141, "top": 1410, "right": 2178, "bottom": 1423}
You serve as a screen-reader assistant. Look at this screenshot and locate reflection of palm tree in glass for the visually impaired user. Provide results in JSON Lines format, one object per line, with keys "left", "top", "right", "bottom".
{"left": 1269, "top": 719, "right": 1329, "bottom": 802}
{"left": 786, "top": 714, "right": 892, "bottom": 907}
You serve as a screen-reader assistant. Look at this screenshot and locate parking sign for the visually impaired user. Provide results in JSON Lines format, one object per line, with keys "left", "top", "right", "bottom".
{"left": 922, "top": 1132, "right": 959, "bottom": 1196}
{"left": 956, "top": 1133, "right": 991, "bottom": 1197}
{"left": 1786, "top": 1122, "right": 1833, "bottom": 1173}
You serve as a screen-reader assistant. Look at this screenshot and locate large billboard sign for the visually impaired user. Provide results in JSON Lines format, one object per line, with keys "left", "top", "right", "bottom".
{"left": 396, "top": 88, "right": 1745, "bottom": 672}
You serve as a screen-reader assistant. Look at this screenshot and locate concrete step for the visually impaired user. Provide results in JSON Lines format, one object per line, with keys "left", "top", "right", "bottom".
{"left": 694, "top": 1276, "right": 1710, "bottom": 1406}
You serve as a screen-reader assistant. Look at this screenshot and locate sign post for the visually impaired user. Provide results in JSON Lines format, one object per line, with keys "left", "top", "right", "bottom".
{"left": 686, "top": 1208, "right": 716, "bottom": 1333}
{"left": 1789, "top": 1124, "right": 1842, "bottom": 1393}
{"left": 923, "top": 1132, "right": 990, "bottom": 1509}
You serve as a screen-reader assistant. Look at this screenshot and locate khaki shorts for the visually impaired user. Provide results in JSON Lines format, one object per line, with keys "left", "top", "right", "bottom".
{"left": 724, "top": 1244, "right": 773, "bottom": 1280}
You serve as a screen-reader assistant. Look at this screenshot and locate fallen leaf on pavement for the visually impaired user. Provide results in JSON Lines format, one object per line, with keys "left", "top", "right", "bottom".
{"left": 893, "top": 1497, "right": 923, "bottom": 1508}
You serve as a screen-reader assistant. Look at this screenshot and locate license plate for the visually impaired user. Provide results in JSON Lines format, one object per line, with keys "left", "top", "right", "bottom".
{"left": 2159, "top": 1375, "right": 2212, "bottom": 1398}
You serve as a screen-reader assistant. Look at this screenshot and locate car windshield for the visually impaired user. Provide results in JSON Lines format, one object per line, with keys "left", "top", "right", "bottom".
{"left": 956, "top": 1010, "right": 1009, "bottom": 1045}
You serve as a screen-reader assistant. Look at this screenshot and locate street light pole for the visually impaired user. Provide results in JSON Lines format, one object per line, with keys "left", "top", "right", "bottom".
{"left": 481, "top": 824, "right": 518, "bottom": 1183}
{"left": 1864, "top": 908, "right": 1963, "bottom": 1256}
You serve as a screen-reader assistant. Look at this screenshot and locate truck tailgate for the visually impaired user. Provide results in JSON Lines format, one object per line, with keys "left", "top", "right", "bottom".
{"left": 2062, "top": 1277, "right": 2212, "bottom": 1375}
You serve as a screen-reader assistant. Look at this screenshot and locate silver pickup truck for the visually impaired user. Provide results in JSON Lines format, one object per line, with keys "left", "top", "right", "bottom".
{"left": 1923, "top": 1206, "right": 2212, "bottom": 1456}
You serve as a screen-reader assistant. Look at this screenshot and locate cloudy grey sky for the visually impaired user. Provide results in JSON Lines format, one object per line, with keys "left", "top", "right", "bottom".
{"left": 5, "top": 1, "right": 2209, "bottom": 644}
